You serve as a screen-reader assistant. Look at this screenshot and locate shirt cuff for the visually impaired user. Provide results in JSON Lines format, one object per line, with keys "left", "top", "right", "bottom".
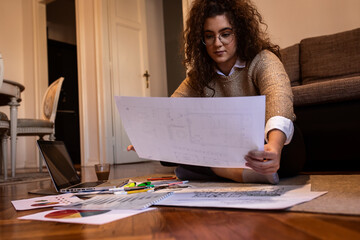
{"left": 265, "top": 116, "right": 294, "bottom": 145}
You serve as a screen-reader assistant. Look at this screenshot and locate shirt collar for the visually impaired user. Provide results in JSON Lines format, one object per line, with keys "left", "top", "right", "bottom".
{"left": 216, "top": 58, "right": 246, "bottom": 76}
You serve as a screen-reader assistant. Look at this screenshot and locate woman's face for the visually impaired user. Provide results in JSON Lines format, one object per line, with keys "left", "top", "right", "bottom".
{"left": 203, "top": 14, "right": 237, "bottom": 75}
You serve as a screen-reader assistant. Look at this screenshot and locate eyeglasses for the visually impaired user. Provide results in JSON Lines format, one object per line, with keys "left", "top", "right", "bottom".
{"left": 202, "top": 30, "right": 235, "bottom": 46}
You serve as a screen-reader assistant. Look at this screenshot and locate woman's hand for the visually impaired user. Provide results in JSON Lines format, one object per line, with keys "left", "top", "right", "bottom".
{"left": 244, "top": 129, "right": 286, "bottom": 175}
{"left": 127, "top": 145, "right": 136, "bottom": 152}
{"left": 244, "top": 143, "right": 281, "bottom": 174}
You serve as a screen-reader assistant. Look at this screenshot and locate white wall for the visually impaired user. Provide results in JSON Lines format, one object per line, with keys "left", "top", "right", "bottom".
{"left": 76, "top": 0, "right": 103, "bottom": 166}
{"left": 182, "top": 0, "right": 360, "bottom": 48}
{"left": 253, "top": 0, "right": 360, "bottom": 48}
{"left": 0, "top": 0, "right": 38, "bottom": 169}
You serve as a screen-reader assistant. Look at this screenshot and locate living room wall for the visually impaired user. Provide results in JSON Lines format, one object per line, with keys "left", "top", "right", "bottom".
{"left": 183, "top": 0, "right": 360, "bottom": 48}
{"left": 253, "top": 0, "right": 360, "bottom": 48}
{"left": 0, "top": 0, "right": 37, "bottom": 169}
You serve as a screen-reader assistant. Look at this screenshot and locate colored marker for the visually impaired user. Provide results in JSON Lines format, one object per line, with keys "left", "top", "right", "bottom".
{"left": 124, "top": 186, "right": 148, "bottom": 191}
{"left": 114, "top": 188, "right": 154, "bottom": 195}
{"left": 123, "top": 182, "right": 136, "bottom": 188}
{"left": 147, "top": 176, "right": 176, "bottom": 181}
{"left": 137, "top": 181, "right": 151, "bottom": 187}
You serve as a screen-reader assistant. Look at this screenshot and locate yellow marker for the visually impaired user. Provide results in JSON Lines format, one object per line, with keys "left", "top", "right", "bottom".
{"left": 123, "top": 182, "right": 136, "bottom": 188}
{"left": 126, "top": 188, "right": 154, "bottom": 194}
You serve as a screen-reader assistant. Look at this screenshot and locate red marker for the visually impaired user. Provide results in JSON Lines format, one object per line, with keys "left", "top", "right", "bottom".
{"left": 147, "top": 176, "right": 176, "bottom": 181}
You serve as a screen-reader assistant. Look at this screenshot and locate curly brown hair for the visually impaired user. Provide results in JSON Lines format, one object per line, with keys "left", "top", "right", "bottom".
{"left": 183, "top": 0, "right": 280, "bottom": 96}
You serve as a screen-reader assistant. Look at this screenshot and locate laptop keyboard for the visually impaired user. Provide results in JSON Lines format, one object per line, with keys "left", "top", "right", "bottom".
{"left": 71, "top": 181, "right": 105, "bottom": 188}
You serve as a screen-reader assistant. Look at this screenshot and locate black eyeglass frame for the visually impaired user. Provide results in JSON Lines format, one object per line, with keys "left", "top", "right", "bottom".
{"left": 201, "top": 30, "right": 235, "bottom": 46}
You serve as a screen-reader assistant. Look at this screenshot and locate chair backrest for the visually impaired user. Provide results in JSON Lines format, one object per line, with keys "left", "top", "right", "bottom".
{"left": 41, "top": 77, "right": 64, "bottom": 122}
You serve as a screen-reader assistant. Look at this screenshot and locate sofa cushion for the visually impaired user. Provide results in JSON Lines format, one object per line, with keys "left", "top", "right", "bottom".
{"left": 280, "top": 44, "right": 300, "bottom": 86}
{"left": 292, "top": 76, "right": 360, "bottom": 106}
{"left": 300, "top": 28, "right": 360, "bottom": 85}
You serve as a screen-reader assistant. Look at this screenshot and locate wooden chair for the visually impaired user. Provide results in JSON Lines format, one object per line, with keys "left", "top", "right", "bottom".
{"left": 14, "top": 77, "right": 64, "bottom": 174}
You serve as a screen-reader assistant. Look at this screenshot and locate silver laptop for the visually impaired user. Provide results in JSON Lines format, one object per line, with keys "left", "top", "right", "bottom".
{"left": 37, "top": 140, "right": 117, "bottom": 193}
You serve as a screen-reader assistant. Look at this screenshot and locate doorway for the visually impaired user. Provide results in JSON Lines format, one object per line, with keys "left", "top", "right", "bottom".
{"left": 46, "top": 0, "right": 81, "bottom": 165}
{"left": 38, "top": 0, "right": 171, "bottom": 166}
{"left": 163, "top": 0, "right": 186, "bottom": 96}
{"left": 105, "top": 0, "right": 170, "bottom": 164}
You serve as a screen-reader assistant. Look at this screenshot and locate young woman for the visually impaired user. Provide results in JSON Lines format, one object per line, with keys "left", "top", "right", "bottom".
{"left": 130, "top": 0, "right": 306, "bottom": 184}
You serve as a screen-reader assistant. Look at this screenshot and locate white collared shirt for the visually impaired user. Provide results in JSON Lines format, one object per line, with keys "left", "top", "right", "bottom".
{"left": 216, "top": 59, "right": 294, "bottom": 145}
{"left": 216, "top": 59, "right": 246, "bottom": 76}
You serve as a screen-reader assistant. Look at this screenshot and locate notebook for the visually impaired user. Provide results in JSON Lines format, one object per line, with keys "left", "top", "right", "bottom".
{"left": 37, "top": 140, "right": 119, "bottom": 193}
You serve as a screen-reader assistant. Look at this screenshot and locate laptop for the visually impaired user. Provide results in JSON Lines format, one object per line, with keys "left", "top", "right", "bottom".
{"left": 37, "top": 140, "right": 117, "bottom": 193}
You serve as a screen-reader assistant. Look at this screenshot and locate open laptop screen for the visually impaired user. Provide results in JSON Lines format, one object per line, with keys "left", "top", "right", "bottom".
{"left": 37, "top": 140, "right": 81, "bottom": 190}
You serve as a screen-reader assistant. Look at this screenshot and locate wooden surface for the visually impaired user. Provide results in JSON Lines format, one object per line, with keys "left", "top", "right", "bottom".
{"left": 1, "top": 163, "right": 360, "bottom": 240}
{"left": 0, "top": 79, "right": 24, "bottom": 104}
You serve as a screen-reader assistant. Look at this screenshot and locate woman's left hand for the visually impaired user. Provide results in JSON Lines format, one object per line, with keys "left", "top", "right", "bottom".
{"left": 127, "top": 145, "right": 136, "bottom": 152}
{"left": 244, "top": 143, "right": 281, "bottom": 175}
{"left": 244, "top": 129, "right": 286, "bottom": 175}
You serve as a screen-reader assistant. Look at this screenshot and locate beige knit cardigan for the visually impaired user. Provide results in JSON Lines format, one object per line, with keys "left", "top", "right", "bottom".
{"left": 172, "top": 50, "right": 296, "bottom": 123}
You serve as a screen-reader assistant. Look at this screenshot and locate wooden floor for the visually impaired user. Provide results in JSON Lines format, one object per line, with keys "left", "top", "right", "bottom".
{"left": 1, "top": 162, "right": 360, "bottom": 240}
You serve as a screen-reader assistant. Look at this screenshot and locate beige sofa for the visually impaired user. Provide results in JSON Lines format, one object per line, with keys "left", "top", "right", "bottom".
{"left": 280, "top": 28, "right": 360, "bottom": 171}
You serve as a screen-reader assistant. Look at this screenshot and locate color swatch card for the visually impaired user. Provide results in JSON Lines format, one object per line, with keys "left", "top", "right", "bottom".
{"left": 12, "top": 193, "right": 82, "bottom": 211}
{"left": 18, "top": 208, "right": 154, "bottom": 225}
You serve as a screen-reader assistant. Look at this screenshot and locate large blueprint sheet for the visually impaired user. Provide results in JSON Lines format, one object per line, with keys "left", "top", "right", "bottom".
{"left": 156, "top": 184, "right": 327, "bottom": 210}
{"left": 115, "top": 96, "right": 265, "bottom": 168}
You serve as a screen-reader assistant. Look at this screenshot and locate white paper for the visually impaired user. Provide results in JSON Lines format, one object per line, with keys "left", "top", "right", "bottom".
{"left": 57, "top": 192, "right": 173, "bottom": 210}
{"left": 11, "top": 194, "right": 82, "bottom": 211}
{"left": 18, "top": 208, "right": 154, "bottom": 225}
{"left": 115, "top": 96, "right": 265, "bottom": 168}
{"left": 156, "top": 184, "right": 327, "bottom": 210}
